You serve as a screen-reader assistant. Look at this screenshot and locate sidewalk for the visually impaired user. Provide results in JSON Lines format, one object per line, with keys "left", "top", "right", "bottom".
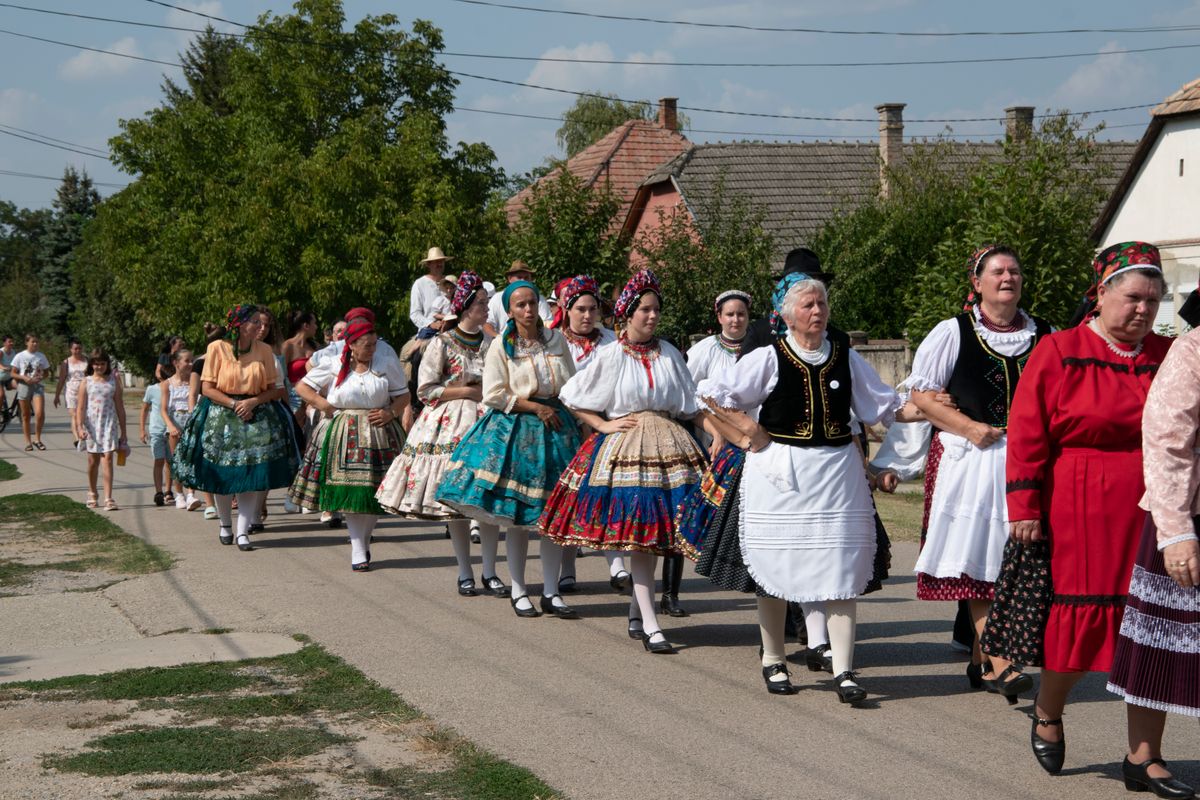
{"left": 2, "top": 405, "right": 1196, "bottom": 800}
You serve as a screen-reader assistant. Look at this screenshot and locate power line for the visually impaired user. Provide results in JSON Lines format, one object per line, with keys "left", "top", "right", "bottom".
{"left": 0, "top": 168, "right": 126, "bottom": 188}
{"left": 0, "top": 2, "right": 239, "bottom": 36}
{"left": 446, "top": 0, "right": 1200, "bottom": 38}
{"left": 0, "top": 27, "right": 181, "bottom": 67}
{"left": 0, "top": 123, "right": 109, "bottom": 157}
{"left": 0, "top": 127, "right": 112, "bottom": 159}
{"left": 440, "top": 40, "right": 1200, "bottom": 69}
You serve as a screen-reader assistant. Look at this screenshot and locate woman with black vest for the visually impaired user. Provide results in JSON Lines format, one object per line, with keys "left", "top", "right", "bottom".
{"left": 696, "top": 274, "right": 915, "bottom": 704}
{"left": 906, "top": 245, "right": 1051, "bottom": 703}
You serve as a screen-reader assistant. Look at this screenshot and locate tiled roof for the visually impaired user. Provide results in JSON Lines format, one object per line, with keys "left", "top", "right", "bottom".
{"left": 1153, "top": 77, "right": 1200, "bottom": 117}
{"left": 645, "top": 139, "right": 1138, "bottom": 266}
{"left": 505, "top": 119, "right": 690, "bottom": 228}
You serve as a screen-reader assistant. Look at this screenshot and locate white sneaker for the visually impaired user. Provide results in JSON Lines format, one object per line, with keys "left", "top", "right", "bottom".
{"left": 175, "top": 494, "right": 188, "bottom": 510}
{"left": 186, "top": 493, "right": 203, "bottom": 511}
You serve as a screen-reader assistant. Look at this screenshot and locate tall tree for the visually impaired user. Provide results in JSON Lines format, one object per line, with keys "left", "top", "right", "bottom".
{"left": 39, "top": 167, "right": 100, "bottom": 337}
{"left": 162, "top": 25, "right": 240, "bottom": 115}
{"left": 0, "top": 201, "right": 52, "bottom": 340}
{"left": 555, "top": 92, "right": 687, "bottom": 158}
{"left": 82, "top": 0, "right": 506, "bottom": 361}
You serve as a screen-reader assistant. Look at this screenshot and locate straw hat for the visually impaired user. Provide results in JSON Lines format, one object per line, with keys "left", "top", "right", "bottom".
{"left": 506, "top": 260, "right": 535, "bottom": 276}
{"left": 420, "top": 247, "right": 453, "bottom": 264}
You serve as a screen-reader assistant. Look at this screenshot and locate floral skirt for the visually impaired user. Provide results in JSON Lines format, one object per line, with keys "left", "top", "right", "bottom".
{"left": 538, "top": 411, "right": 706, "bottom": 555}
{"left": 1107, "top": 516, "right": 1200, "bottom": 716}
{"left": 289, "top": 409, "right": 404, "bottom": 515}
{"left": 435, "top": 400, "right": 580, "bottom": 527}
{"left": 288, "top": 417, "right": 330, "bottom": 511}
{"left": 173, "top": 396, "right": 300, "bottom": 495}
{"left": 674, "top": 444, "right": 745, "bottom": 561}
{"left": 375, "top": 397, "right": 484, "bottom": 518}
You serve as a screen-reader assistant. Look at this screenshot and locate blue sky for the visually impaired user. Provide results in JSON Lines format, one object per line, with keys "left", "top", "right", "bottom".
{"left": 2, "top": 0, "right": 1200, "bottom": 208}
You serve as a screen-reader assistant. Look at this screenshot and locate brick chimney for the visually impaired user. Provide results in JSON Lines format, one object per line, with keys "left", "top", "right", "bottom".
{"left": 1005, "top": 106, "right": 1035, "bottom": 142}
{"left": 876, "top": 103, "right": 905, "bottom": 199}
{"left": 658, "top": 97, "right": 678, "bottom": 131}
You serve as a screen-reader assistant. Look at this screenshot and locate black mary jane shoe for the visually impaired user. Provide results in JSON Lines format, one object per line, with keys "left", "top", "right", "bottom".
{"left": 806, "top": 644, "right": 834, "bottom": 674}
{"left": 218, "top": 528, "right": 234, "bottom": 546}
{"left": 1030, "top": 713, "right": 1065, "bottom": 774}
{"left": 457, "top": 577, "right": 478, "bottom": 597}
{"left": 235, "top": 534, "right": 254, "bottom": 552}
{"left": 627, "top": 617, "right": 646, "bottom": 640}
{"left": 510, "top": 594, "right": 541, "bottom": 618}
{"left": 762, "top": 663, "right": 799, "bottom": 695}
{"left": 539, "top": 594, "right": 579, "bottom": 619}
{"left": 642, "top": 631, "right": 677, "bottom": 654}
{"left": 833, "top": 671, "right": 867, "bottom": 705}
{"left": 609, "top": 570, "right": 632, "bottom": 593}
{"left": 351, "top": 561, "right": 370, "bottom": 572}
{"left": 480, "top": 575, "right": 507, "bottom": 597}
{"left": 248, "top": 522, "right": 265, "bottom": 533}
{"left": 982, "top": 664, "right": 1034, "bottom": 705}
{"left": 660, "top": 594, "right": 688, "bottom": 618}
{"left": 1123, "top": 757, "right": 1196, "bottom": 799}
{"left": 557, "top": 574, "right": 578, "bottom": 594}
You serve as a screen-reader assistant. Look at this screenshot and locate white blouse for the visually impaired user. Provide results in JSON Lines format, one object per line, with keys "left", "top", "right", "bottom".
{"left": 559, "top": 338, "right": 700, "bottom": 419}
{"left": 303, "top": 352, "right": 407, "bottom": 408}
{"left": 417, "top": 332, "right": 490, "bottom": 404}
{"left": 564, "top": 326, "right": 616, "bottom": 369}
{"left": 698, "top": 334, "right": 901, "bottom": 428}
{"left": 481, "top": 328, "right": 576, "bottom": 413}
{"left": 686, "top": 335, "right": 739, "bottom": 384}
{"left": 905, "top": 307, "right": 1045, "bottom": 393}
{"left": 409, "top": 274, "right": 446, "bottom": 329}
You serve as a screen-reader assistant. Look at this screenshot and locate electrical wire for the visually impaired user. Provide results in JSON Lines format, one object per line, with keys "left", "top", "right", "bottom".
{"left": 0, "top": 127, "right": 111, "bottom": 159}
{"left": 0, "top": 123, "right": 109, "bottom": 157}
{"left": 0, "top": 26, "right": 181, "bottom": 66}
{"left": 0, "top": 168, "right": 126, "bottom": 188}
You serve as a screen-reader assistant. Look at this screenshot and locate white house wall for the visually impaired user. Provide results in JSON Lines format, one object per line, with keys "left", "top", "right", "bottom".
{"left": 1103, "top": 116, "right": 1200, "bottom": 332}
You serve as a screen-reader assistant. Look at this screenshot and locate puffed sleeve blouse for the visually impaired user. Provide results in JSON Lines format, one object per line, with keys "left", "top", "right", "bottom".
{"left": 1141, "top": 327, "right": 1200, "bottom": 547}
{"left": 417, "top": 333, "right": 491, "bottom": 405}
{"left": 481, "top": 328, "right": 576, "bottom": 413}
{"left": 559, "top": 337, "right": 700, "bottom": 419}
{"left": 303, "top": 350, "right": 407, "bottom": 409}
{"left": 201, "top": 340, "right": 282, "bottom": 396}
{"left": 905, "top": 307, "right": 1047, "bottom": 392}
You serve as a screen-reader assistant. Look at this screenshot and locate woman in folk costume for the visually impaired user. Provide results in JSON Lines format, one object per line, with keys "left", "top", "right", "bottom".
{"left": 375, "top": 272, "right": 504, "bottom": 596}
{"left": 907, "top": 245, "right": 1052, "bottom": 702}
{"left": 546, "top": 274, "right": 628, "bottom": 595}
{"left": 694, "top": 274, "right": 916, "bottom": 703}
{"left": 539, "top": 269, "right": 709, "bottom": 654}
{"left": 173, "top": 304, "right": 300, "bottom": 551}
{"left": 436, "top": 280, "right": 583, "bottom": 619}
{"left": 289, "top": 319, "right": 408, "bottom": 570}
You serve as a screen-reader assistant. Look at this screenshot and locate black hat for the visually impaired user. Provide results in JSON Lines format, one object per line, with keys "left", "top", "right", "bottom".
{"left": 783, "top": 247, "right": 834, "bottom": 286}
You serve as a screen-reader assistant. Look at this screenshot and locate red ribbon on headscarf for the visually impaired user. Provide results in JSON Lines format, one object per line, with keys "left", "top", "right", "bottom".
{"left": 335, "top": 320, "right": 375, "bottom": 387}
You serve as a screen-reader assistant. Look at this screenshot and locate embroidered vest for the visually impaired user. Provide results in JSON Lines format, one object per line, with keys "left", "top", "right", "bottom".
{"left": 759, "top": 330, "right": 853, "bottom": 448}
{"left": 945, "top": 312, "right": 1050, "bottom": 430}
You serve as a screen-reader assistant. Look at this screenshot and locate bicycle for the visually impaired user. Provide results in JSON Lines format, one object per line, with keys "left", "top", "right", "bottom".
{"left": 0, "top": 388, "right": 19, "bottom": 434}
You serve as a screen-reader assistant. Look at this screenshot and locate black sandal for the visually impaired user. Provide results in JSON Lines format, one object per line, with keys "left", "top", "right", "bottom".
{"left": 32, "top": 441, "right": 45, "bottom": 450}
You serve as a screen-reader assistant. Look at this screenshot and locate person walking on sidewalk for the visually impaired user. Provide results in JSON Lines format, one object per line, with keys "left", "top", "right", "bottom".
{"left": 73, "top": 349, "right": 126, "bottom": 511}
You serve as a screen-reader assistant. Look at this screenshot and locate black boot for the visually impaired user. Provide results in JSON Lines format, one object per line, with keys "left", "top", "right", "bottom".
{"left": 660, "top": 553, "right": 688, "bottom": 617}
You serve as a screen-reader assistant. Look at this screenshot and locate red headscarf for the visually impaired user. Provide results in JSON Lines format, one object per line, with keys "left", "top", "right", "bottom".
{"left": 336, "top": 320, "right": 375, "bottom": 387}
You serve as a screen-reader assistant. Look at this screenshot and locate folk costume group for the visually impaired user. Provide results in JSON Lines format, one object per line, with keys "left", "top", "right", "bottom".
{"left": 168, "top": 240, "right": 1199, "bottom": 798}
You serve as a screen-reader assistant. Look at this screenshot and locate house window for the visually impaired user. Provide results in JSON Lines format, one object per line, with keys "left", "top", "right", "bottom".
{"left": 1180, "top": 158, "right": 1185, "bottom": 177}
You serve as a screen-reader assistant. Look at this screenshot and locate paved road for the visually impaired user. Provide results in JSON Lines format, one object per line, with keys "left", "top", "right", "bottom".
{"left": 2, "top": 406, "right": 1197, "bottom": 800}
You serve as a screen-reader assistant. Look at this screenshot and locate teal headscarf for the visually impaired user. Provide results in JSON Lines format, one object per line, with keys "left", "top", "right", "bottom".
{"left": 501, "top": 280, "right": 539, "bottom": 358}
{"left": 769, "top": 273, "right": 810, "bottom": 333}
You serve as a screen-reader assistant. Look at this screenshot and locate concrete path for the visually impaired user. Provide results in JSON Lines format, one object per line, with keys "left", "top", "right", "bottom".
{"left": 1, "top": 406, "right": 1196, "bottom": 800}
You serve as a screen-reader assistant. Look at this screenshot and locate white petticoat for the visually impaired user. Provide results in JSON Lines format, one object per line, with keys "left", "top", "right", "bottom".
{"left": 739, "top": 441, "right": 876, "bottom": 602}
{"left": 913, "top": 430, "right": 1009, "bottom": 581}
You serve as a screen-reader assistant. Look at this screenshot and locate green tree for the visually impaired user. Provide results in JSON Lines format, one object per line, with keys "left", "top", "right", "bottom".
{"left": 0, "top": 201, "right": 52, "bottom": 342}
{"left": 506, "top": 166, "right": 630, "bottom": 297}
{"left": 907, "top": 113, "right": 1114, "bottom": 342}
{"left": 162, "top": 24, "right": 240, "bottom": 115}
{"left": 555, "top": 92, "right": 688, "bottom": 158}
{"left": 634, "top": 174, "right": 775, "bottom": 345}
{"left": 84, "top": 0, "right": 506, "bottom": 358}
{"left": 814, "top": 142, "right": 975, "bottom": 339}
{"left": 37, "top": 168, "right": 100, "bottom": 338}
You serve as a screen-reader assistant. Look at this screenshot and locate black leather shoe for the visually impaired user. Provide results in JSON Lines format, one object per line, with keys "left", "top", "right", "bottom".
{"left": 248, "top": 522, "right": 265, "bottom": 533}
{"left": 235, "top": 534, "right": 254, "bottom": 552}
{"left": 557, "top": 574, "right": 577, "bottom": 594}
{"left": 642, "top": 631, "right": 676, "bottom": 654}
{"left": 806, "top": 644, "right": 833, "bottom": 674}
{"left": 628, "top": 617, "right": 646, "bottom": 640}
{"left": 480, "top": 575, "right": 507, "bottom": 597}
{"left": 660, "top": 594, "right": 688, "bottom": 617}
{"left": 1030, "top": 713, "right": 1065, "bottom": 774}
{"left": 1122, "top": 757, "right": 1196, "bottom": 798}
{"left": 510, "top": 594, "right": 540, "bottom": 618}
{"left": 833, "top": 671, "right": 867, "bottom": 705}
{"left": 762, "top": 663, "right": 799, "bottom": 695}
{"left": 982, "top": 664, "right": 1034, "bottom": 705}
{"left": 457, "top": 577, "right": 478, "bottom": 597}
{"left": 218, "top": 528, "right": 233, "bottom": 546}
{"left": 609, "top": 570, "right": 631, "bottom": 593}
{"left": 539, "top": 594, "right": 579, "bottom": 619}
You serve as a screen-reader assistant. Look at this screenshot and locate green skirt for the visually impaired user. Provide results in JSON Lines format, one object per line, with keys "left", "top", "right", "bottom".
{"left": 289, "top": 409, "right": 405, "bottom": 515}
{"left": 173, "top": 397, "right": 300, "bottom": 495}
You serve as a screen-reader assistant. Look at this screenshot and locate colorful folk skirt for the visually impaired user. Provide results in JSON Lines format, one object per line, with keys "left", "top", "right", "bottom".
{"left": 1107, "top": 516, "right": 1200, "bottom": 716}
{"left": 288, "top": 416, "right": 330, "bottom": 511}
{"left": 375, "top": 397, "right": 485, "bottom": 518}
{"left": 435, "top": 399, "right": 580, "bottom": 527}
{"left": 674, "top": 444, "right": 745, "bottom": 561}
{"left": 289, "top": 409, "right": 404, "bottom": 515}
{"left": 172, "top": 396, "right": 300, "bottom": 495}
{"left": 538, "top": 411, "right": 706, "bottom": 555}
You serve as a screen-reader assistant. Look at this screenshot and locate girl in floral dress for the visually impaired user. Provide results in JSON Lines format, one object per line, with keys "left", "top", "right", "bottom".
{"left": 73, "top": 349, "right": 126, "bottom": 511}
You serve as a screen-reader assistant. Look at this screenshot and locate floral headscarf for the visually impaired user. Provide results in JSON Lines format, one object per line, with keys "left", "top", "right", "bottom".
{"left": 336, "top": 320, "right": 375, "bottom": 387}
{"left": 225, "top": 304, "right": 258, "bottom": 341}
{"left": 614, "top": 269, "right": 661, "bottom": 319}
{"left": 1069, "top": 241, "right": 1163, "bottom": 326}
{"left": 962, "top": 245, "right": 1003, "bottom": 310}
{"left": 451, "top": 270, "right": 484, "bottom": 316}
{"left": 549, "top": 274, "right": 600, "bottom": 329}
{"left": 500, "top": 280, "right": 539, "bottom": 358}
{"left": 768, "top": 272, "right": 810, "bottom": 334}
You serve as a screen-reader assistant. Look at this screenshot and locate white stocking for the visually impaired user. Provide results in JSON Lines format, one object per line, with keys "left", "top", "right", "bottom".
{"left": 345, "top": 513, "right": 375, "bottom": 565}
{"left": 539, "top": 538, "right": 564, "bottom": 599}
{"left": 447, "top": 519, "right": 473, "bottom": 581}
{"left": 630, "top": 551, "right": 660, "bottom": 636}
{"left": 236, "top": 490, "right": 264, "bottom": 540}
{"left": 606, "top": 550, "right": 628, "bottom": 578}
{"left": 802, "top": 601, "right": 830, "bottom": 649}
{"left": 477, "top": 522, "right": 500, "bottom": 578}
{"left": 757, "top": 596, "right": 788, "bottom": 667}
{"left": 506, "top": 525, "right": 529, "bottom": 599}
{"left": 826, "top": 599, "right": 858, "bottom": 678}
{"left": 214, "top": 493, "right": 234, "bottom": 532}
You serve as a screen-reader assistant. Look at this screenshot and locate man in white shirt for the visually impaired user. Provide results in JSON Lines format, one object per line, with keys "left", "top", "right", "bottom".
{"left": 410, "top": 247, "right": 455, "bottom": 339}
{"left": 0, "top": 334, "right": 16, "bottom": 409}
{"left": 485, "top": 260, "right": 553, "bottom": 337}
{"left": 309, "top": 308, "right": 399, "bottom": 372}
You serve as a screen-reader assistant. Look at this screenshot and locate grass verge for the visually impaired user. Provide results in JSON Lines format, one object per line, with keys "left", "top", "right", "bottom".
{"left": 873, "top": 489, "right": 924, "bottom": 543}
{"left": 9, "top": 641, "right": 561, "bottom": 799}
{"left": 0, "top": 457, "right": 19, "bottom": 481}
{"left": 0, "top": 493, "right": 172, "bottom": 591}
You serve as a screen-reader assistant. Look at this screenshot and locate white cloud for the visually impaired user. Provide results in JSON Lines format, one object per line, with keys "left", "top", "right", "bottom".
{"left": 59, "top": 37, "right": 143, "bottom": 81}
{"left": 1050, "top": 42, "right": 1155, "bottom": 109}
{"left": 0, "top": 88, "right": 41, "bottom": 126}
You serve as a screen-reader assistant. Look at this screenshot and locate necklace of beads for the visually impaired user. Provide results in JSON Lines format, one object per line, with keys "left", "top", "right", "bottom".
{"left": 1089, "top": 319, "right": 1143, "bottom": 359}
{"left": 717, "top": 332, "right": 745, "bottom": 355}
{"left": 977, "top": 307, "right": 1023, "bottom": 333}
{"left": 451, "top": 327, "right": 484, "bottom": 351}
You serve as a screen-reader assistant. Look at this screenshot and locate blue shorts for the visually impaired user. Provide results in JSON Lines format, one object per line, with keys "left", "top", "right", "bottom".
{"left": 16, "top": 382, "right": 44, "bottom": 401}
{"left": 149, "top": 431, "right": 170, "bottom": 460}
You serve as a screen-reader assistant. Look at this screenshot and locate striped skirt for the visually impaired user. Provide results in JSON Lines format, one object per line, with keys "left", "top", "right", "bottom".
{"left": 1107, "top": 517, "right": 1200, "bottom": 716}
{"left": 172, "top": 397, "right": 300, "bottom": 495}
{"left": 289, "top": 410, "right": 404, "bottom": 515}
